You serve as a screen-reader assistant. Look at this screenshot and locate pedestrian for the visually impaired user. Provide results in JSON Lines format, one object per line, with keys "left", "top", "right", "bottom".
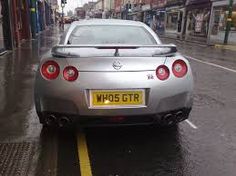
{"left": 152, "top": 16, "right": 157, "bottom": 33}
{"left": 59, "top": 16, "right": 64, "bottom": 30}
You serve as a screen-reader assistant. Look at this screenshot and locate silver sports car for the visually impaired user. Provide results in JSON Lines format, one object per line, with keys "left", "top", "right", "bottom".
{"left": 34, "top": 19, "right": 193, "bottom": 127}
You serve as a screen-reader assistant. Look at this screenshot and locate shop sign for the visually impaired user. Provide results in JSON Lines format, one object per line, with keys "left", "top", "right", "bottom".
{"left": 121, "top": 5, "right": 126, "bottom": 12}
{"left": 166, "top": 0, "right": 185, "bottom": 7}
{"left": 165, "top": 5, "right": 183, "bottom": 11}
{"left": 115, "top": 6, "right": 121, "bottom": 12}
{"left": 142, "top": 4, "right": 151, "bottom": 11}
{"left": 152, "top": 0, "right": 167, "bottom": 9}
{"left": 186, "top": 0, "right": 210, "bottom": 6}
{"left": 132, "top": 5, "right": 142, "bottom": 12}
{"left": 156, "top": 9, "right": 166, "bottom": 15}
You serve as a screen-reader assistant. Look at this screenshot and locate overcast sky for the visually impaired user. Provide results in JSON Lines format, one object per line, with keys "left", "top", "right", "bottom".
{"left": 57, "top": 0, "right": 92, "bottom": 13}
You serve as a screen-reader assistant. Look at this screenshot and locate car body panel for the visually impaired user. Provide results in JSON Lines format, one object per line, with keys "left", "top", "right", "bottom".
{"left": 34, "top": 19, "right": 194, "bottom": 126}
{"left": 35, "top": 57, "right": 193, "bottom": 115}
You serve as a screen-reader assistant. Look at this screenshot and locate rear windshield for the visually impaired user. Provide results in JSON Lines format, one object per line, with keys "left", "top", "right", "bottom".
{"left": 67, "top": 25, "right": 157, "bottom": 45}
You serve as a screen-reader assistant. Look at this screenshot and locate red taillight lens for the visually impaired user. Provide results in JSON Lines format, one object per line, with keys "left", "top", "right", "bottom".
{"left": 63, "top": 66, "right": 79, "bottom": 81}
{"left": 172, "top": 60, "right": 188, "bottom": 78}
{"left": 41, "top": 60, "right": 60, "bottom": 80}
{"left": 156, "top": 65, "right": 170, "bottom": 80}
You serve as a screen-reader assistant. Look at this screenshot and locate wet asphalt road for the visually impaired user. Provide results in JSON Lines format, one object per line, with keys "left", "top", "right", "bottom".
{"left": 0, "top": 26, "right": 236, "bottom": 176}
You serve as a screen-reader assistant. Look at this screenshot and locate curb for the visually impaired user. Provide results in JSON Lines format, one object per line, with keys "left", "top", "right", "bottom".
{"left": 0, "top": 50, "right": 7, "bottom": 56}
{"left": 159, "top": 35, "right": 236, "bottom": 51}
{"left": 215, "top": 44, "right": 236, "bottom": 51}
{"left": 159, "top": 35, "right": 212, "bottom": 47}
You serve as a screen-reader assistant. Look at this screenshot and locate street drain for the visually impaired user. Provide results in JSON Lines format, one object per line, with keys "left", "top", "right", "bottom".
{"left": 0, "top": 142, "right": 35, "bottom": 176}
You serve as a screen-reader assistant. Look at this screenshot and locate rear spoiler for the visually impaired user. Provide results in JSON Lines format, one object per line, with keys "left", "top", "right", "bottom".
{"left": 51, "top": 44, "right": 177, "bottom": 57}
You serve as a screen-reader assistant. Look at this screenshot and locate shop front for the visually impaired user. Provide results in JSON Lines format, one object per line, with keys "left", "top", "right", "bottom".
{"left": 152, "top": 0, "right": 167, "bottom": 35}
{"left": 38, "top": 0, "right": 45, "bottom": 31}
{"left": 0, "top": 2, "right": 5, "bottom": 54}
{"left": 11, "top": 0, "right": 31, "bottom": 46}
{"left": 208, "top": 0, "right": 236, "bottom": 44}
{"left": 44, "top": 1, "right": 51, "bottom": 26}
{"left": 165, "top": 0, "right": 186, "bottom": 38}
{"left": 114, "top": 6, "right": 121, "bottom": 19}
{"left": 121, "top": 5, "right": 127, "bottom": 19}
{"left": 142, "top": 4, "right": 153, "bottom": 26}
{"left": 127, "top": 4, "right": 142, "bottom": 21}
{"left": 185, "top": 0, "right": 212, "bottom": 42}
{"left": 0, "top": 0, "right": 12, "bottom": 51}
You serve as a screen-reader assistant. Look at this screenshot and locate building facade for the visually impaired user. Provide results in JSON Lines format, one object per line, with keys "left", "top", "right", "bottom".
{"left": 165, "top": 0, "right": 186, "bottom": 38}
{"left": 11, "top": 0, "right": 31, "bottom": 47}
{"left": 0, "top": 0, "right": 12, "bottom": 54}
{"left": 0, "top": 2, "right": 4, "bottom": 53}
{"left": 184, "top": 0, "right": 212, "bottom": 42}
{"left": 208, "top": 0, "right": 236, "bottom": 44}
{"left": 153, "top": 0, "right": 167, "bottom": 34}
{"left": 0, "top": 0, "right": 56, "bottom": 50}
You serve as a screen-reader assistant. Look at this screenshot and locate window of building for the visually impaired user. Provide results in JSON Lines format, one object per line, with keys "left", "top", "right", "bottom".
{"left": 211, "top": 5, "right": 236, "bottom": 35}
{"left": 187, "top": 8, "right": 211, "bottom": 37}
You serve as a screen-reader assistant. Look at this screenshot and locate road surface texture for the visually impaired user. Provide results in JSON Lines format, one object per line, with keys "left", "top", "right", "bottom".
{"left": 0, "top": 26, "right": 235, "bottom": 176}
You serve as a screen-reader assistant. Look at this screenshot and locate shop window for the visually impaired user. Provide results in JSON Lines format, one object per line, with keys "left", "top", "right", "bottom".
{"left": 211, "top": 5, "right": 236, "bottom": 35}
{"left": 156, "top": 11, "right": 165, "bottom": 33}
{"left": 166, "top": 12, "right": 179, "bottom": 31}
{"left": 187, "top": 8, "right": 210, "bottom": 37}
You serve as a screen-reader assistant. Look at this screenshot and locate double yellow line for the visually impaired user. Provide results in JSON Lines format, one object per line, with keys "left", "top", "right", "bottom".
{"left": 77, "top": 131, "right": 93, "bottom": 176}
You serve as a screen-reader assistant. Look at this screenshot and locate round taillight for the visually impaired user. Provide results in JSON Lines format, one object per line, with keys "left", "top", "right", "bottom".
{"left": 156, "top": 65, "right": 170, "bottom": 80}
{"left": 41, "top": 60, "right": 60, "bottom": 80}
{"left": 172, "top": 60, "right": 188, "bottom": 78}
{"left": 63, "top": 66, "right": 79, "bottom": 81}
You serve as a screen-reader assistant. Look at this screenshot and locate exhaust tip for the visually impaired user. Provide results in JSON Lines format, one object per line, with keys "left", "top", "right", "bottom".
{"left": 162, "top": 114, "right": 174, "bottom": 125}
{"left": 58, "top": 116, "right": 70, "bottom": 127}
{"left": 45, "top": 114, "right": 56, "bottom": 125}
{"left": 175, "top": 111, "right": 184, "bottom": 122}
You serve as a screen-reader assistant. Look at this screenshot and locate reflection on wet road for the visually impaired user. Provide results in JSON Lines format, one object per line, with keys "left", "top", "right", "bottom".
{"left": 86, "top": 126, "right": 186, "bottom": 176}
{"left": 0, "top": 26, "right": 236, "bottom": 176}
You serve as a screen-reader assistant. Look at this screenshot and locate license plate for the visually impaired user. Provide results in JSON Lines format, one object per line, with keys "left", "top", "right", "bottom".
{"left": 90, "top": 89, "right": 145, "bottom": 107}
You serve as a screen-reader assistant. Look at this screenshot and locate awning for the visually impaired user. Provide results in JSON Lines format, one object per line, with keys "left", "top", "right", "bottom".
{"left": 186, "top": 0, "right": 210, "bottom": 5}
{"left": 186, "top": 0, "right": 211, "bottom": 10}
{"left": 166, "top": 0, "right": 185, "bottom": 7}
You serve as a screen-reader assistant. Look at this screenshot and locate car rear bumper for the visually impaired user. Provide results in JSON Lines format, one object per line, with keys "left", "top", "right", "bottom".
{"left": 35, "top": 68, "right": 193, "bottom": 126}
{"left": 36, "top": 90, "right": 193, "bottom": 115}
{"left": 35, "top": 91, "right": 193, "bottom": 126}
{"left": 39, "top": 108, "right": 192, "bottom": 127}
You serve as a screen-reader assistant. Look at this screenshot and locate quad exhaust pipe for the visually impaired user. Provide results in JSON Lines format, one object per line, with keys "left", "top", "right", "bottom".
{"left": 58, "top": 116, "right": 70, "bottom": 127}
{"left": 175, "top": 111, "right": 185, "bottom": 122}
{"left": 162, "top": 114, "right": 175, "bottom": 125}
{"left": 161, "top": 111, "right": 185, "bottom": 125}
{"left": 45, "top": 115, "right": 71, "bottom": 127}
{"left": 45, "top": 114, "right": 56, "bottom": 125}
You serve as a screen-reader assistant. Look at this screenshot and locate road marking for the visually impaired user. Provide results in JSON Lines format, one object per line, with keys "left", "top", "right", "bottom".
{"left": 77, "top": 131, "right": 92, "bottom": 176}
{"left": 185, "top": 55, "right": 236, "bottom": 73}
{"left": 185, "top": 119, "right": 198, "bottom": 129}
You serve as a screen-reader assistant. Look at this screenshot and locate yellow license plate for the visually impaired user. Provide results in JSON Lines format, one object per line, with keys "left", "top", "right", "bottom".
{"left": 90, "top": 90, "right": 145, "bottom": 107}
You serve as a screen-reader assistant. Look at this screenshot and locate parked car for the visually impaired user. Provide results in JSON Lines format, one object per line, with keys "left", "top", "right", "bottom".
{"left": 34, "top": 19, "right": 193, "bottom": 128}
{"left": 64, "top": 16, "right": 72, "bottom": 24}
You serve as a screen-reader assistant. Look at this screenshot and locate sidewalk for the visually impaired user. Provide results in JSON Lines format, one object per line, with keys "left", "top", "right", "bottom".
{"left": 160, "top": 36, "right": 236, "bottom": 70}
{"left": 214, "top": 44, "right": 236, "bottom": 51}
{"left": 0, "top": 26, "right": 61, "bottom": 176}
{"left": 0, "top": 26, "right": 60, "bottom": 142}
{"left": 160, "top": 33, "right": 236, "bottom": 52}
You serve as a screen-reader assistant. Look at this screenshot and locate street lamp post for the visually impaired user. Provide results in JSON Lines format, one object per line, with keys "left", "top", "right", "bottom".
{"left": 61, "top": 0, "right": 66, "bottom": 31}
{"left": 224, "top": 0, "right": 234, "bottom": 44}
